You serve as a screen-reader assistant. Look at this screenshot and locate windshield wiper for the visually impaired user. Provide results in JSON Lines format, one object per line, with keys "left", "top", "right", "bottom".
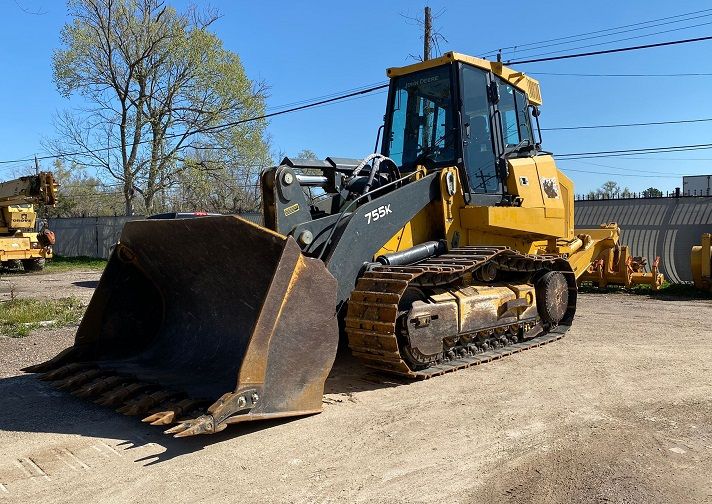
{"left": 504, "top": 139, "right": 534, "bottom": 156}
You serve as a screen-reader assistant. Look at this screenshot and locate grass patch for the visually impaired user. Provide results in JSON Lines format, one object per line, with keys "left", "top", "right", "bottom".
{"left": 0, "top": 297, "right": 85, "bottom": 337}
{"left": 45, "top": 255, "right": 107, "bottom": 272}
{"left": 579, "top": 281, "right": 712, "bottom": 299}
{"left": 648, "top": 282, "right": 712, "bottom": 299}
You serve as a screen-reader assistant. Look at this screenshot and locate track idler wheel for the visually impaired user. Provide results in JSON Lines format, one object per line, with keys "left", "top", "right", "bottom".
{"left": 535, "top": 271, "right": 569, "bottom": 325}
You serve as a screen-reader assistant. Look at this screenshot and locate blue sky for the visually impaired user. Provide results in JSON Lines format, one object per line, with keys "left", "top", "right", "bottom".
{"left": 1, "top": 0, "right": 711, "bottom": 194}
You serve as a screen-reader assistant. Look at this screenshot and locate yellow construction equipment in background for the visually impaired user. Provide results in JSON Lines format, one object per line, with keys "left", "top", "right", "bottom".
{"left": 0, "top": 172, "right": 57, "bottom": 271}
{"left": 691, "top": 233, "right": 711, "bottom": 292}
{"left": 578, "top": 224, "right": 664, "bottom": 291}
{"left": 28, "top": 52, "right": 662, "bottom": 437}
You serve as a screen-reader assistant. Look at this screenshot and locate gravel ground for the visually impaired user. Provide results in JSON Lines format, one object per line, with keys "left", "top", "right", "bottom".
{"left": 0, "top": 278, "right": 710, "bottom": 503}
{"left": 0, "top": 270, "right": 99, "bottom": 304}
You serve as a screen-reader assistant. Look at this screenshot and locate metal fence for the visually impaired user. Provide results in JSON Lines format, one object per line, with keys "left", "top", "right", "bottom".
{"left": 47, "top": 200, "right": 712, "bottom": 283}
{"left": 574, "top": 190, "right": 710, "bottom": 201}
{"left": 48, "top": 213, "right": 263, "bottom": 259}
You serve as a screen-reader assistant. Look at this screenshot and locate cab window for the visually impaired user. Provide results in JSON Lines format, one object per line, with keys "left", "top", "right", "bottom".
{"left": 386, "top": 65, "right": 456, "bottom": 170}
{"left": 497, "top": 80, "right": 533, "bottom": 148}
{"left": 460, "top": 64, "right": 498, "bottom": 193}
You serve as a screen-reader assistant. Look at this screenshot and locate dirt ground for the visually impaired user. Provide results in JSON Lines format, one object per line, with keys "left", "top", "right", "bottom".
{"left": 0, "top": 270, "right": 710, "bottom": 504}
{"left": 0, "top": 270, "right": 99, "bottom": 304}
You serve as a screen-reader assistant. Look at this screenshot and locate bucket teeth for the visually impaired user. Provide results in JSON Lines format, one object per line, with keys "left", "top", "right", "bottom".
{"left": 144, "top": 412, "right": 173, "bottom": 425}
{"left": 72, "top": 375, "right": 125, "bottom": 398}
{"left": 116, "top": 390, "right": 178, "bottom": 416}
{"left": 22, "top": 361, "right": 56, "bottom": 374}
{"left": 164, "top": 415, "right": 227, "bottom": 438}
{"left": 54, "top": 369, "right": 105, "bottom": 391}
{"left": 95, "top": 383, "right": 153, "bottom": 407}
{"left": 142, "top": 399, "right": 206, "bottom": 426}
{"left": 39, "top": 363, "right": 93, "bottom": 382}
{"left": 23, "top": 347, "right": 85, "bottom": 374}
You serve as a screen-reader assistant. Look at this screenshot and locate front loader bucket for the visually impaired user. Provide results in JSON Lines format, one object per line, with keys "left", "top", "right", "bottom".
{"left": 24, "top": 216, "right": 338, "bottom": 437}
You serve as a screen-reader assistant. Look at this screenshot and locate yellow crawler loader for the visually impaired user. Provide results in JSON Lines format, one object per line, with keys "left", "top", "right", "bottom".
{"left": 26, "top": 52, "right": 659, "bottom": 437}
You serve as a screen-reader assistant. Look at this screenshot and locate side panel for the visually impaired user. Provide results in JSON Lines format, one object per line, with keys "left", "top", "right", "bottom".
{"left": 459, "top": 155, "right": 572, "bottom": 245}
{"left": 377, "top": 166, "right": 572, "bottom": 256}
{"left": 375, "top": 203, "right": 444, "bottom": 256}
{"left": 533, "top": 156, "right": 566, "bottom": 219}
{"left": 507, "top": 158, "right": 545, "bottom": 208}
{"left": 461, "top": 206, "right": 565, "bottom": 239}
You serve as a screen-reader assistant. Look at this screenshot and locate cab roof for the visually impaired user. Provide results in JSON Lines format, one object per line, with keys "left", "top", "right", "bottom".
{"left": 386, "top": 51, "right": 542, "bottom": 106}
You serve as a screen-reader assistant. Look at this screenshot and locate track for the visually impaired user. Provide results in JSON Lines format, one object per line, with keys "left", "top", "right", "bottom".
{"left": 345, "top": 246, "right": 571, "bottom": 378}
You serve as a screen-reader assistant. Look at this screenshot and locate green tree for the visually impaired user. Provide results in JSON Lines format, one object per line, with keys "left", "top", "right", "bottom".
{"left": 643, "top": 187, "right": 663, "bottom": 198}
{"left": 49, "top": 0, "right": 269, "bottom": 215}
{"left": 290, "top": 149, "right": 322, "bottom": 200}
{"left": 38, "top": 159, "right": 124, "bottom": 217}
{"left": 296, "top": 149, "right": 318, "bottom": 160}
{"left": 165, "top": 149, "right": 271, "bottom": 214}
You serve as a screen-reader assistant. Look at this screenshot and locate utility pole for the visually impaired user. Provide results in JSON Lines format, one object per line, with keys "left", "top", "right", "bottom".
{"left": 423, "top": 6, "right": 432, "bottom": 61}
{"left": 34, "top": 155, "right": 39, "bottom": 175}
{"left": 421, "top": 6, "right": 433, "bottom": 151}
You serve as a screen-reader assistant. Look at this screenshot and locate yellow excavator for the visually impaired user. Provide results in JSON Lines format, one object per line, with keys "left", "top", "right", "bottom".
{"left": 0, "top": 172, "right": 57, "bottom": 270}
{"left": 26, "top": 52, "right": 659, "bottom": 437}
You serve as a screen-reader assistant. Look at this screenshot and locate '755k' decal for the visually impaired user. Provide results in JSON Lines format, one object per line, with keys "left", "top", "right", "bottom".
{"left": 365, "top": 204, "right": 393, "bottom": 224}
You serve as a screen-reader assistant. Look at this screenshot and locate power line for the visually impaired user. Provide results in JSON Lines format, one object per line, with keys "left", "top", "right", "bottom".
{"left": 567, "top": 159, "right": 695, "bottom": 176}
{"left": 487, "top": 15, "right": 712, "bottom": 59}
{"left": 563, "top": 167, "right": 683, "bottom": 179}
{"left": 262, "top": 81, "right": 387, "bottom": 112}
{"left": 556, "top": 142, "right": 712, "bottom": 159}
{"left": 0, "top": 82, "right": 389, "bottom": 170}
{"left": 507, "top": 35, "right": 712, "bottom": 65}
{"left": 502, "top": 20, "right": 712, "bottom": 61}
{"left": 0, "top": 83, "right": 389, "bottom": 166}
{"left": 585, "top": 156, "right": 712, "bottom": 161}
{"left": 483, "top": 8, "right": 712, "bottom": 54}
{"left": 1, "top": 33, "right": 710, "bottom": 167}
{"left": 530, "top": 71, "right": 712, "bottom": 77}
{"left": 543, "top": 117, "right": 712, "bottom": 131}
{"left": 479, "top": 8, "right": 712, "bottom": 56}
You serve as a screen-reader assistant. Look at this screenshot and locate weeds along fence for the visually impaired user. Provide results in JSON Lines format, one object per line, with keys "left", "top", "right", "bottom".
{"left": 47, "top": 213, "right": 263, "bottom": 259}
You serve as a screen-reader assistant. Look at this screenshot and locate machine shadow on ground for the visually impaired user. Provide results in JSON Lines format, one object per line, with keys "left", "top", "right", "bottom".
{"left": 0, "top": 351, "right": 405, "bottom": 464}
{"left": 578, "top": 286, "right": 712, "bottom": 301}
{"left": 322, "top": 349, "right": 410, "bottom": 395}
{"left": 72, "top": 280, "right": 100, "bottom": 289}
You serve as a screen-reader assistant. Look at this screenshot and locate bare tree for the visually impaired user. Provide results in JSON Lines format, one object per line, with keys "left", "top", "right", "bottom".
{"left": 48, "top": 0, "right": 269, "bottom": 215}
{"left": 586, "top": 180, "right": 632, "bottom": 200}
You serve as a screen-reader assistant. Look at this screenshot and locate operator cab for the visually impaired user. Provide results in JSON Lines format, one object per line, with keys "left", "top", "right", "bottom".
{"left": 382, "top": 52, "right": 541, "bottom": 203}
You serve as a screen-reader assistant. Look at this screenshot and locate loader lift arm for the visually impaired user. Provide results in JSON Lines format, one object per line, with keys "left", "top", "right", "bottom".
{"left": 262, "top": 157, "right": 442, "bottom": 307}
